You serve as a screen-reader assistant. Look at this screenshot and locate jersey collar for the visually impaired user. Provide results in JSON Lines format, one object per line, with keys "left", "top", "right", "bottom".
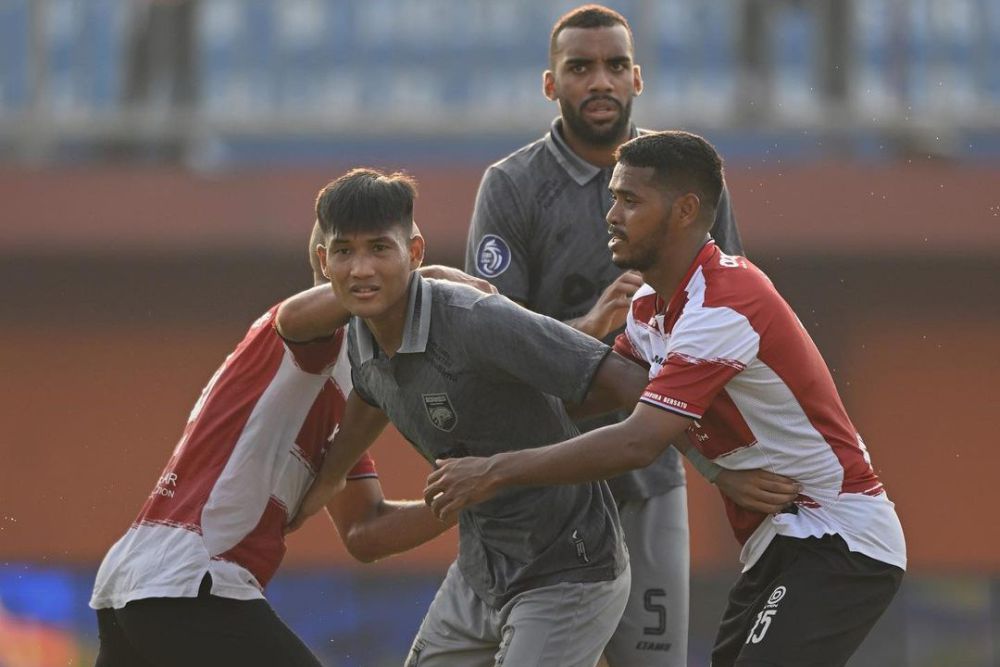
{"left": 353, "top": 273, "right": 433, "bottom": 362}
{"left": 663, "top": 240, "right": 718, "bottom": 316}
{"left": 544, "top": 118, "right": 639, "bottom": 187}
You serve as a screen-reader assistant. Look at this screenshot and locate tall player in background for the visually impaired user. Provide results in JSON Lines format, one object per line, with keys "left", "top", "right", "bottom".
{"left": 90, "top": 222, "right": 482, "bottom": 667}
{"left": 465, "top": 6, "right": 760, "bottom": 666}
{"left": 432, "top": 131, "right": 906, "bottom": 667}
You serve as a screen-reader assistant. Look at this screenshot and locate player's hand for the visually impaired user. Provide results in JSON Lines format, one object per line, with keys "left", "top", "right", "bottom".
{"left": 286, "top": 476, "right": 347, "bottom": 534}
{"left": 423, "top": 457, "right": 500, "bottom": 523}
{"left": 418, "top": 265, "right": 498, "bottom": 295}
{"left": 715, "top": 469, "right": 801, "bottom": 514}
{"left": 575, "top": 271, "right": 643, "bottom": 339}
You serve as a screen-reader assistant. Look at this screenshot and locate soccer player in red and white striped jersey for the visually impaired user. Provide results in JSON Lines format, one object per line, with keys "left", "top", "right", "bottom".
{"left": 90, "top": 224, "right": 464, "bottom": 667}
{"left": 426, "top": 132, "right": 905, "bottom": 667}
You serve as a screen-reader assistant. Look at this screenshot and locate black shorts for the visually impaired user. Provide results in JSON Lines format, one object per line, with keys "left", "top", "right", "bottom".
{"left": 94, "top": 574, "right": 322, "bottom": 667}
{"left": 711, "top": 534, "right": 903, "bottom": 667}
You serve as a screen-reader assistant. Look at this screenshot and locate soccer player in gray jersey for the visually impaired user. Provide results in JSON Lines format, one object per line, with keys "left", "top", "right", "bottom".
{"left": 279, "top": 168, "right": 793, "bottom": 667}
{"left": 465, "top": 6, "right": 764, "bottom": 666}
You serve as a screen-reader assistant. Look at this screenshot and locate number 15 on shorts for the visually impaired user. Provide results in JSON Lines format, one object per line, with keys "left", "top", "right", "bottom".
{"left": 746, "top": 585, "right": 786, "bottom": 644}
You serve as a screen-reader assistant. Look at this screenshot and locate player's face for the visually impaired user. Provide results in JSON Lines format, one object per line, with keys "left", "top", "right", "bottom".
{"left": 546, "top": 25, "right": 642, "bottom": 147}
{"left": 606, "top": 164, "right": 672, "bottom": 272}
{"left": 319, "top": 225, "right": 424, "bottom": 320}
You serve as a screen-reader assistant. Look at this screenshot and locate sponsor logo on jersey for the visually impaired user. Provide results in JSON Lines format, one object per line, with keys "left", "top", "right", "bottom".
{"left": 422, "top": 393, "right": 458, "bottom": 432}
{"left": 150, "top": 471, "right": 179, "bottom": 499}
{"left": 475, "top": 234, "right": 512, "bottom": 278}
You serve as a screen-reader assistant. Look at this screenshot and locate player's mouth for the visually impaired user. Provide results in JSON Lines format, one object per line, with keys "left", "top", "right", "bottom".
{"left": 608, "top": 226, "right": 628, "bottom": 251}
{"left": 350, "top": 285, "right": 380, "bottom": 300}
{"left": 581, "top": 96, "right": 621, "bottom": 123}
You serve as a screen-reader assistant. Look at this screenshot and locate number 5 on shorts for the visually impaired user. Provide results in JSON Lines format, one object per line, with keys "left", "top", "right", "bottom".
{"left": 643, "top": 589, "right": 667, "bottom": 635}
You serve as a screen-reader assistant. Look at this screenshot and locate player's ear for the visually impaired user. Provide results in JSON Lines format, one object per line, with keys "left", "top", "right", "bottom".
{"left": 633, "top": 64, "right": 643, "bottom": 96}
{"left": 409, "top": 231, "right": 425, "bottom": 270}
{"left": 316, "top": 244, "right": 331, "bottom": 279}
{"left": 543, "top": 70, "right": 556, "bottom": 101}
{"left": 672, "top": 193, "right": 701, "bottom": 228}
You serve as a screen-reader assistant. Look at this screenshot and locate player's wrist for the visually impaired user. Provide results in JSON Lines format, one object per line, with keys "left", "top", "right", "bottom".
{"left": 484, "top": 452, "right": 517, "bottom": 491}
{"left": 686, "top": 447, "right": 722, "bottom": 484}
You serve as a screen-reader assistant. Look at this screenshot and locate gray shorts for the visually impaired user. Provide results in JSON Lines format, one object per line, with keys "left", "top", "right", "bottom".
{"left": 405, "top": 560, "right": 630, "bottom": 667}
{"left": 604, "top": 486, "right": 690, "bottom": 667}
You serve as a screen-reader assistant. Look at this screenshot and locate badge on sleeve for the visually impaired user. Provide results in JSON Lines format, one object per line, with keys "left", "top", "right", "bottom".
{"left": 475, "top": 234, "right": 512, "bottom": 278}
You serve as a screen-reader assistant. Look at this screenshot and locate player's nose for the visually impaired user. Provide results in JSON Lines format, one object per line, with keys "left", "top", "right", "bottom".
{"left": 348, "top": 254, "right": 376, "bottom": 278}
{"left": 589, "top": 66, "right": 614, "bottom": 92}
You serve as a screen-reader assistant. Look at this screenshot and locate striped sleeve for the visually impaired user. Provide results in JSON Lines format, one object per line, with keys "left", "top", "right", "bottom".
{"left": 278, "top": 326, "right": 345, "bottom": 375}
{"left": 641, "top": 305, "right": 759, "bottom": 419}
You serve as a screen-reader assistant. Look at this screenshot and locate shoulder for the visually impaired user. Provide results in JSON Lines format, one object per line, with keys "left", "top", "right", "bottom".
{"left": 432, "top": 282, "right": 544, "bottom": 331}
{"left": 427, "top": 279, "right": 495, "bottom": 313}
{"left": 483, "top": 136, "right": 553, "bottom": 191}
{"left": 694, "top": 249, "right": 781, "bottom": 314}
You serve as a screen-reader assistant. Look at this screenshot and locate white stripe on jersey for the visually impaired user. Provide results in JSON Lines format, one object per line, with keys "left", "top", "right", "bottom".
{"left": 201, "top": 347, "right": 330, "bottom": 556}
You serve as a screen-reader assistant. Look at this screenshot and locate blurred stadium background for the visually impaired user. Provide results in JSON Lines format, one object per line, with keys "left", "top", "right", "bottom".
{"left": 1, "top": 0, "right": 998, "bottom": 665}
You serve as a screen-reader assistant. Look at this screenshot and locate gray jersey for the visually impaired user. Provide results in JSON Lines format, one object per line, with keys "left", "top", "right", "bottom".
{"left": 465, "top": 118, "right": 744, "bottom": 500}
{"left": 348, "top": 276, "right": 627, "bottom": 608}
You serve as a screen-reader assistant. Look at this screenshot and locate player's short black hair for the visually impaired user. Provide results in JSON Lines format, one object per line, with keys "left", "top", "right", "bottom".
{"left": 549, "top": 4, "right": 634, "bottom": 61}
{"left": 615, "top": 131, "right": 724, "bottom": 218}
{"left": 315, "top": 168, "right": 417, "bottom": 238}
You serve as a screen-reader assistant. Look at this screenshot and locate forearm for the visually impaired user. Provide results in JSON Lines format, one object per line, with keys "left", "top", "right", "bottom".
{"left": 276, "top": 284, "right": 350, "bottom": 343}
{"left": 337, "top": 500, "right": 452, "bottom": 563}
{"left": 486, "top": 419, "right": 670, "bottom": 490}
{"left": 314, "top": 399, "right": 388, "bottom": 492}
{"left": 675, "top": 439, "right": 722, "bottom": 483}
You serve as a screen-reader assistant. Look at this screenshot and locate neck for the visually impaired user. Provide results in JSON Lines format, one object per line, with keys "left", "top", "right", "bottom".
{"left": 363, "top": 285, "right": 411, "bottom": 359}
{"left": 641, "top": 234, "right": 711, "bottom": 304}
{"left": 560, "top": 122, "right": 629, "bottom": 168}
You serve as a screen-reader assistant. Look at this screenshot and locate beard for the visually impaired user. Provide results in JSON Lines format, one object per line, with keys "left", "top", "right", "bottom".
{"left": 610, "top": 216, "right": 672, "bottom": 272}
{"left": 611, "top": 242, "right": 658, "bottom": 272}
{"left": 559, "top": 94, "right": 633, "bottom": 147}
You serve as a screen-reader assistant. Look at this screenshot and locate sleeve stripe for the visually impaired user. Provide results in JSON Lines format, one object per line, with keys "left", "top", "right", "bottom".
{"left": 639, "top": 396, "right": 703, "bottom": 419}
{"left": 668, "top": 351, "right": 746, "bottom": 371}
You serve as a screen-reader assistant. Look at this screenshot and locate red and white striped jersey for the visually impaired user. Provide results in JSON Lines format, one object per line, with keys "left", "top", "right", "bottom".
{"left": 614, "top": 242, "right": 905, "bottom": 571}
{"left": 90, "top": 305, "right": 376, "bottom": 609}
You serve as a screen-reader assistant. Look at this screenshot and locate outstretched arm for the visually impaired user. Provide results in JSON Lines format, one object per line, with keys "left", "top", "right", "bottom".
{"left": 425, "top": 398, "right": 800, "bottom": 522}
{"left": 327, "top": 478, "right": 454, "bottom": 563}
{"left": 566, "top": 353, "right": 801, "bottom": 511}
{"left": 425, "top": 402, "right": 687, "bottom": 522}
{"left": 287, "top": 392, "right": 390, "bottom": 532}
